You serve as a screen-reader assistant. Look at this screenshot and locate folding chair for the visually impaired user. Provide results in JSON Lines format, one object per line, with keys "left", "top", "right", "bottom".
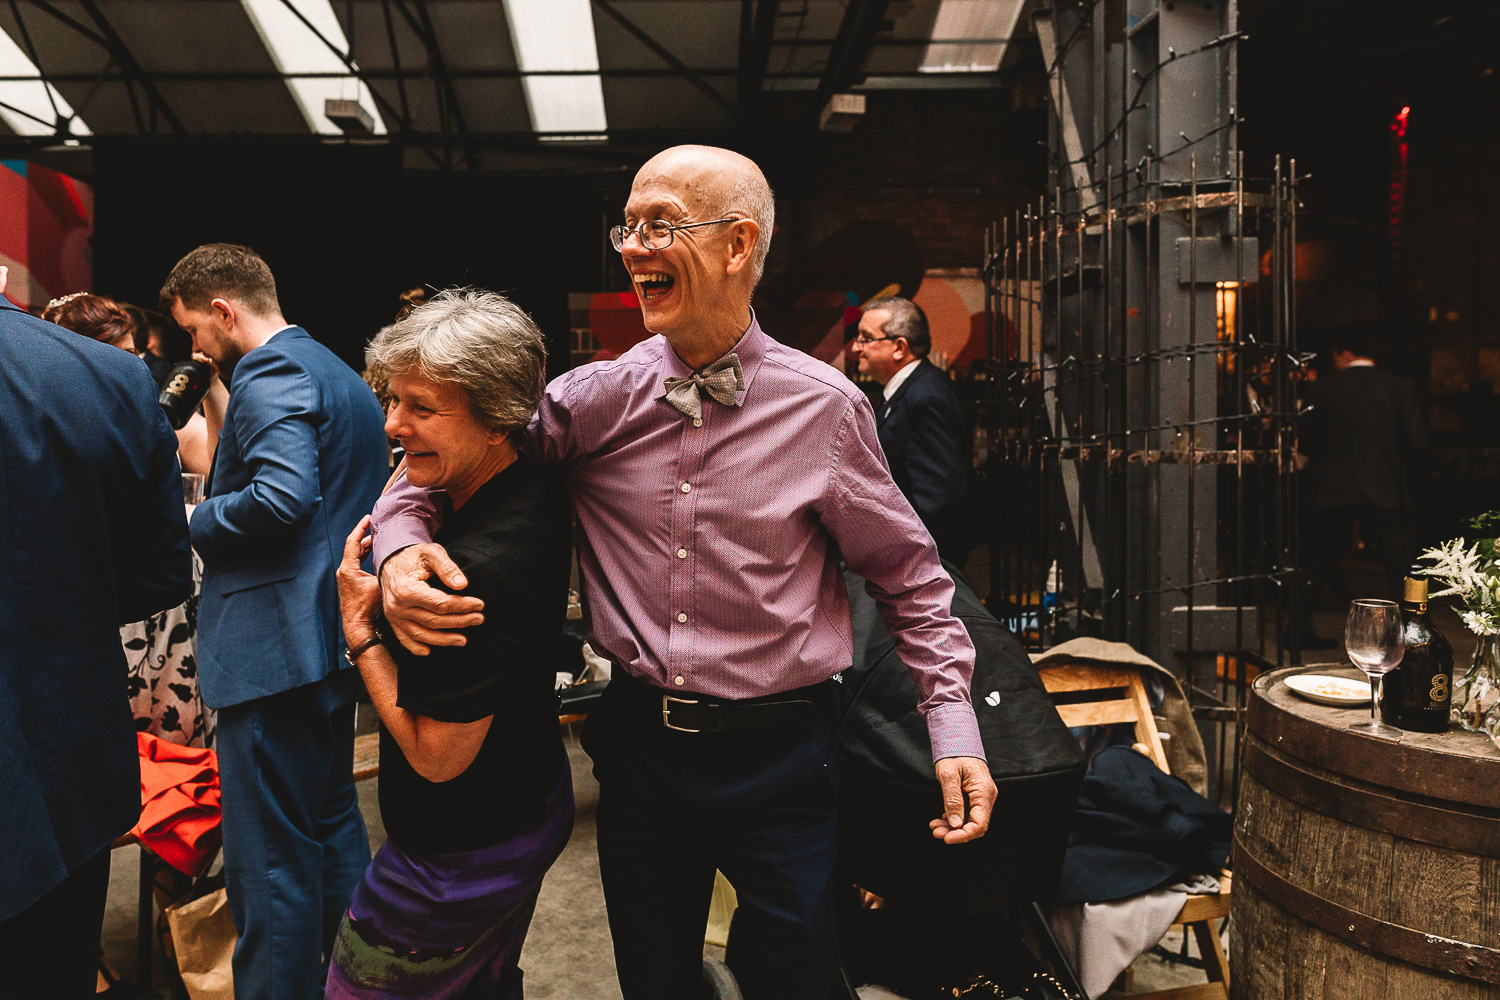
{"left": 1037, "top": 662, "right": 1230, "bottom": 1000}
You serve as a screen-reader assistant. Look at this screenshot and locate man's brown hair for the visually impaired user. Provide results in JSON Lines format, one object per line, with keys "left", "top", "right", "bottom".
{"left": 159, "top": 243, "right": 280, "bottom": 317}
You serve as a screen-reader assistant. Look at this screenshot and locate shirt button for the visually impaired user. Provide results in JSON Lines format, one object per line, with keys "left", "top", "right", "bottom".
{"left": 674, "top": 675, "right": 685, "bottom": 686}
{"left": 680, "top": 482, "right": 691, "bottom": 493}
{"left": 677, "top": 612, "right": 687, "bottom": 623}
{"left": 676, "top": 548, "right": 687, "bottom": 559}
{"left": 693, "top": 418, "right": 702, "bottom": 427}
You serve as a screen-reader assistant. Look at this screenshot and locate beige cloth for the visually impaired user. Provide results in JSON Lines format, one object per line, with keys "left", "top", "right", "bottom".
{"left": 1031, "top": 637, "right": 1209, "bottom": 796}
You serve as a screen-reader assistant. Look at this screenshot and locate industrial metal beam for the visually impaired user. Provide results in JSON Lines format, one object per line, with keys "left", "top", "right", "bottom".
{"left": 73, "top": 0, "right": 185, "bottom": 133}
{"left": 737, "top": 0, "right": 778, "bottom": 125}
{"left": 379, "top": 0, "right": 411, "bottom": 128}
{"left": 21, "top": 0, "right": 185, "bottom": 134}
{"left": 391, "top": 0, "right": 465, "bottom": 137}
{"left": 812, "top": 0, "right": 891, "bottom": 128}
{"left": 591, "top": 0, "right": 737, "bottom": 122}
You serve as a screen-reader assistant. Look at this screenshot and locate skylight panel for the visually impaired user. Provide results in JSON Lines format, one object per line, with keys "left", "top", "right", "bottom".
{"left": 241, "top": 0, "right": 387, "bottom": 135}
{"left": 502, "top": 0, "right": 608, "bottom": 137}
{"left": 0, "top": 28, "right": 89, "bottom": 137}
{"left": 920, "top": 0, "right": 1027, "bottom": 74}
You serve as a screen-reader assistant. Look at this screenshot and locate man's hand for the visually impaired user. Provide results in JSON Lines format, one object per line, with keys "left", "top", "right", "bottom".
{"left": 379, "top": 541, "right": 484, "bottom": 655}
{"left": 930, "top": 756, "right": 996, "bottom": 845}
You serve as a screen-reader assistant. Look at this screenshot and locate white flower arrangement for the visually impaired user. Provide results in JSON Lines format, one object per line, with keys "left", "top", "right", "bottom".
{"left": 1417, "top": 516, "right": 1500, "bottom": 636}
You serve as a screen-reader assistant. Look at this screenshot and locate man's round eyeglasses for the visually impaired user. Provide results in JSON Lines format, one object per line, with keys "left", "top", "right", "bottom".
{"left": 853, "top": 334, "right": 896, "bottom": 345}
{"left": 609, "top": 217, "right": 739, "bottom": 252}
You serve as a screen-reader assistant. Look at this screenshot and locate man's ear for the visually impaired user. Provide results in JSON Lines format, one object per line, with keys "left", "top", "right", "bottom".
{"left": 724, "top": 219, "right": 760, "bottom": 277}
{"left": 893, "top": 337, "right": 912, "bottom": 362}
{"left": 211, "top": 297, "right": 237, "bottom": 330}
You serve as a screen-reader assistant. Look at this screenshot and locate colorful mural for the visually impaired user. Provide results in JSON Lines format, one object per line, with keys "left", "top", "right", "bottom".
{"left": 0, "top": 159, "right": 94, "bottom": 312}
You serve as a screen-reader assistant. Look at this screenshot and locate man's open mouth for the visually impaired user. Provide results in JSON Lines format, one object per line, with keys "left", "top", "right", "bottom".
{"left": 632, "top": 272, "right": 676, "bottom": 302}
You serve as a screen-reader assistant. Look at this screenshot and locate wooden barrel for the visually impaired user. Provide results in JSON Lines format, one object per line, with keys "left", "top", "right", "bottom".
{"left": 1231, "top": 667, "right": 1500, "bottom": 998}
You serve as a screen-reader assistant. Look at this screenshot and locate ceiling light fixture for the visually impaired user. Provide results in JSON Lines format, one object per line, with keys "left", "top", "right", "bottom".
{"left": 0, "top": 28, "right": 89, "bottom": 137}
{"left": 502, "top": 0, "right": 608, "bottom": 139}
{"left": 919, "top": 0, "right": 1027, "bottom": 74}
{"left": 241, "top": 0, "right": 387, "bottom": 135}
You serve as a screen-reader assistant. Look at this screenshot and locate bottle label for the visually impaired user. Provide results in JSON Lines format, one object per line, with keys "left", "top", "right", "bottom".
{"left": 1430, "top": 673, "right": 1450, "bottom": 707}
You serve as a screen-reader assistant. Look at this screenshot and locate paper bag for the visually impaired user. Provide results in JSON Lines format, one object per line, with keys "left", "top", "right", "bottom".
{"left": 166, "top": 887, "right": 236, "bottom": 1000}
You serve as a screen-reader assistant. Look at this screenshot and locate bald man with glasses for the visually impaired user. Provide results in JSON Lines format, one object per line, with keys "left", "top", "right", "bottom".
{"left": 369, "top": 146, "right": 994, "bottom": 1000}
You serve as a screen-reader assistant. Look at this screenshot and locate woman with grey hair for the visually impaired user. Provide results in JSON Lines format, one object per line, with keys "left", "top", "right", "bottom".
{"left": 327, "top": 289, "right": 573, "bottom": 1000}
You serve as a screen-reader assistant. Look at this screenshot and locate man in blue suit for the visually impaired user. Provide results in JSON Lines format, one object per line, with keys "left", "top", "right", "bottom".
{"left": 852, "top": 296, "right": 972, "bottom": 564}
{"left": 161, "top": 245, "right": 389, "bottom": 999}
{"left": 0, "top": 266, "right": 192, "bottom": 997}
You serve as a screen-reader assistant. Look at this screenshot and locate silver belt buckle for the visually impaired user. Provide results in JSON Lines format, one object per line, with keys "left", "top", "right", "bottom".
{"left": 662, "top": 694, "right": 701, "bottom": 732}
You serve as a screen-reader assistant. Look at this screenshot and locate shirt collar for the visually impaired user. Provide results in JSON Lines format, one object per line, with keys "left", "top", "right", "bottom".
{"left": 658, "top": 310, "right": 768, "bottom": 403}
{"left": 254, "top": 324, "right": 297, "bottom": 351}
{"left": 882, "top": 358, "right": 922, "bottom": 401}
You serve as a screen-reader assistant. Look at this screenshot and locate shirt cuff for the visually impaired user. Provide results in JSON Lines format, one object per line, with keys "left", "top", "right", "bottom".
{"left": 371, "top": 522, "right": 432, "bottom": 573}
{"left": 926, "top": 701, "right": 986, "bottom": 762}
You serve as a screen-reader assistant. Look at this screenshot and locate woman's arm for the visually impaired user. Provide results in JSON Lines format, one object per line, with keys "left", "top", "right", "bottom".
{"left": 175, "top": 414, "right": 211, "bottom": 476}
{"left": 338, "top": 516, "right": 492, "bottom": 783}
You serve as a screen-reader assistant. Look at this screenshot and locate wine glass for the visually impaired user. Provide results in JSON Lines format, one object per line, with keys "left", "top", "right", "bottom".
{"left": 1346, "top": 599, "right": 1405, "bottom": 737}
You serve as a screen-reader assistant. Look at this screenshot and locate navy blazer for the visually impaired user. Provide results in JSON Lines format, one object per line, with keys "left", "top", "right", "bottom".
{"left": 1304, "top": 366, "right": 1426, "bottom": 511}
{"left": 192, "top": 327, "right": 388, "bottom": 709}
{"left": 0, "top": 297, "right": 192, "bottom": 920}
{"left": 875, "top": 359, "right": 970, "bottom": 561}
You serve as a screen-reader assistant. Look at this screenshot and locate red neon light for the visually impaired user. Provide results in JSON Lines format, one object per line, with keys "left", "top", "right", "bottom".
{"left": 1391, "top": 105, "right": 1411, "bottom": 138}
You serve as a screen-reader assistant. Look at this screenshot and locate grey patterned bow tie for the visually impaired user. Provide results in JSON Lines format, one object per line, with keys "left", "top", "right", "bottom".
{"left": 662, "top": 353, "right": 744, "bottom": 421}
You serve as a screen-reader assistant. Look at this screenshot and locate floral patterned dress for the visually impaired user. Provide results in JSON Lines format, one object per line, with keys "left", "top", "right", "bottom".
{"left": 122, "top": 552, "right": 214, "bottom": 747}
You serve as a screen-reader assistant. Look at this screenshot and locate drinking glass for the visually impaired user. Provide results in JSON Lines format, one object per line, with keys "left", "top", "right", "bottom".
{"left": 1346, "top": 599, "right": 1405, "bottom": 737}
{"left": 182, "top": 473, "right": 206, "bottom": 506}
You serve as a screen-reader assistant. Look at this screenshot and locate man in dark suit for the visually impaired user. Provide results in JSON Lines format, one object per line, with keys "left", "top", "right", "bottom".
{"left": 161, "top": 245, "right": 389, "bottom": 998}
{"left": 0, "top": 265, "right": 192, "bottom": 996}
{"left": 1304, "top": 324, "right": 1426, "bottom": 607}
{"left": 852, "top": 296, "right": 971, "bottom": 563}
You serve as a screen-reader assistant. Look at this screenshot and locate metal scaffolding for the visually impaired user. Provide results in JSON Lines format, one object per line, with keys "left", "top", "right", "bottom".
{"left": 976, "top": 0, "right": 1303, "bottom": 803}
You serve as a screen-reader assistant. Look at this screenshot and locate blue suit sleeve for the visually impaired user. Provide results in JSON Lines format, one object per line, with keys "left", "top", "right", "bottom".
{"left": 119, "top": 376, "right": 193, "bottom": 623}
{"left": 190, "top": 352, "right": 322, "bottom": 563}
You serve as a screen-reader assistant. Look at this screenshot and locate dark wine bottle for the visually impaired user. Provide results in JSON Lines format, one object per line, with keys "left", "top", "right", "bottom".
{"left": 1378, "top": 577, "right": 1454, "bottom": 732}
{"left": 157, "top": 359, "right": 212, "bottom": 430}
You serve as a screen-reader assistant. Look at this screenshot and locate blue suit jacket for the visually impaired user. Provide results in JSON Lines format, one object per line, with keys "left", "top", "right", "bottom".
{"left": 192, "top": 328, "right": 388, "bottom": 709}
{"left": 875, "top": 359, "right": 971, "bottom": 562}
{"left": 0, "top": 297, "right": 192, "bottom": 920}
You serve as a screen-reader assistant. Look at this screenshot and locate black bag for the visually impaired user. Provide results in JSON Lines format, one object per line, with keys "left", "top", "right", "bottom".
{"left": 834, "top": 565, "right": 1087, "bottom": 915}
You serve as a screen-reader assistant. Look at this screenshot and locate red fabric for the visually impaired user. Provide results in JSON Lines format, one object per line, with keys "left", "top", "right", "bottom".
{"left": 131, "top": 732, "right": 222, "bottom": 875}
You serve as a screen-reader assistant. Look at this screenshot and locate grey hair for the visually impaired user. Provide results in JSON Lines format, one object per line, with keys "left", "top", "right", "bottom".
{"left": 717, "top": 168, "right": 775, "bottom": 285}
{"left": 864, "top": 296, "right": 931, "bottom": 358}
{"left": 367, "top": 288, "right": 547, "bottom": 435}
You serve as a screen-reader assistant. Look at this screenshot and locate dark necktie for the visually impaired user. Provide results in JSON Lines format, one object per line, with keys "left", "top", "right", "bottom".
{"left": 662, "top": 353, "right": 744, "bottom": 422}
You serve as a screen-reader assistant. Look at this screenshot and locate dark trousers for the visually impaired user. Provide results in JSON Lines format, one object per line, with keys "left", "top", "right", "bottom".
{"left": 217, "top": 670, "right": 370, "bottom": 1000}
{"left": 0, "top": 845, "right": 111, "bottom": 999}
{"left": 582, "top": 673, "right": 840, "bottom": 1000}
{"left": 1305, "top": 506, "right": 1415, "bottom": 606}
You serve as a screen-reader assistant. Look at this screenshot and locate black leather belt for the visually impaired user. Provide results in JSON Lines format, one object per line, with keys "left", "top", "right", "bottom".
{"left": 611, "top": 671, "right": 825, "bottom": 733}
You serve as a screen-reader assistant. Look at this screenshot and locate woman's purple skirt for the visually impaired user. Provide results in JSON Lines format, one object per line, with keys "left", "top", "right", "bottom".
{"left": 325, "top": 764, "right": 574, "bottom": 1000}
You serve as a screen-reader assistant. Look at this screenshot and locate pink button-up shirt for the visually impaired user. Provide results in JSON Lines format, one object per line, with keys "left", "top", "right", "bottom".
{"left": 373, "top": 318, "right": 983, "bottom": 760}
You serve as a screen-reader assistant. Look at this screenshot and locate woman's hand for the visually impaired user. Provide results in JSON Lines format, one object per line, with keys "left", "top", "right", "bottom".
{"left": 338, "top": 515, "right": 382, "bottom": 644}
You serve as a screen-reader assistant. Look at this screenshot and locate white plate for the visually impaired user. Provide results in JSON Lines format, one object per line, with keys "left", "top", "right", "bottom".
{"left": 1284, "top": 673, "right": 1371, "bottom": 706}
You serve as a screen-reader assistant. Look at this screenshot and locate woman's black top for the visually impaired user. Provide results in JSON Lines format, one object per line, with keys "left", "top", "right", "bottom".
{"left": 378, "top": 457, "right": 572, "bottom": 855}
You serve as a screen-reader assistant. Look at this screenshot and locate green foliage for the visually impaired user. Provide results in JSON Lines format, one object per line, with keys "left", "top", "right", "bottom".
{"left": 1470, "top": 511, "right": 1500, "bottom": 561}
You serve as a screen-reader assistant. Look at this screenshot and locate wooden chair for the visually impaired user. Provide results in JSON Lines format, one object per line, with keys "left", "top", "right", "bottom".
{"left": 1037, "top": 662, "right": 1231, "bottom": 1000}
